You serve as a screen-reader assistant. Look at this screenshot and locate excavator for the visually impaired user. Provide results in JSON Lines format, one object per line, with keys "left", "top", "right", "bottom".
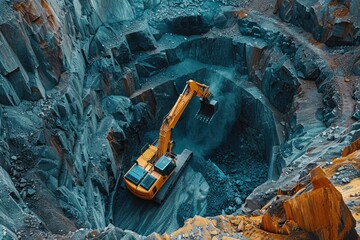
{"left": 123, "top": 80, "right": 218, "bottom": 203}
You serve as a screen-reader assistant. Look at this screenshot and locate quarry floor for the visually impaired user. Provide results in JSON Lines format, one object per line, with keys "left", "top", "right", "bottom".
{"left": 113, "top": 112, "right": 268, "bottom": 235}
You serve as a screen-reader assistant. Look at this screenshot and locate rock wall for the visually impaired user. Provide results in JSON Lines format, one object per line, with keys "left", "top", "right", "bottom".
{"left": 156, "top": 153, "right": 359, "bottom": 240}
{"left": 0, "top": 0, "right": 158, "bottom": 238}
{"left": 275, "top": 0, "right": 360, "bottom": 46}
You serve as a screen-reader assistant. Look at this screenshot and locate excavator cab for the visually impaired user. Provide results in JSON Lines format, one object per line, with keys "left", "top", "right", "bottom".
{"left": 196, "top": 99, "right": 218, "bottom": 123}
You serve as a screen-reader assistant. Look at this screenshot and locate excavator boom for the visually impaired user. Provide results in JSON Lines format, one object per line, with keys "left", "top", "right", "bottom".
{"left": 123, "top": 80, "right": 218, "bottom": 202}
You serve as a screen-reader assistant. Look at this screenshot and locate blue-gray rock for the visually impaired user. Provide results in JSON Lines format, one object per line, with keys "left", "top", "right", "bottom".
{"left": 294, "top": 47, "right": 322, "bottom": 80}
{"left": 166, "top": 37, "right": 235, "bottom": 67}
{"left": 0, "top": 74, "right": 20, "bottom": 105}
{"left": 88, "top": 26, "right": 131, "bottom": 64}
{"left": 275, "top": 0, "right": 360, "bottom": 46}
{"left": 353, "top": 56, "right": 360, "bottom": 76}
{"left": 84, "top": 59, "right": 136, "bottom": 97}
{"left": 0, "top": 166, "right": 27, "bottom": 235}
{"left": 125, "top": 24, "right": 157, "bottom": 52}
{"left": 232, "top": 36, "right": 268, "bottom": 75}
{"left": 352, "top": 101, "right": 360, "bottom": 120}
{"left": 135, "top": 51, "right": 169, "bottom": 78}
{"left": 90, "top": 0, "right": 135, "bottom": 23}
{"left": 262, "top": 55, "right": 300, "bottom": 113}
{"left": 55, "top": 186, "right": 89, "bottom": 226}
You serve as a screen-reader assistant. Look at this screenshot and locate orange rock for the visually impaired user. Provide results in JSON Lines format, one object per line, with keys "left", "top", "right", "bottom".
{"left": 342, "top": 137, "right": 360, "bottom": 157}
{"left": 221, "top": 237, "right": 237, "bottom": 240}
{"left": 283, "top": 167, "right": 357, "bottom": 240}
{"left": 161, "top": 149, "right": 359, "bottom": 240}
{"left": 237, "top": 220, "right": 244, "bottom": 232}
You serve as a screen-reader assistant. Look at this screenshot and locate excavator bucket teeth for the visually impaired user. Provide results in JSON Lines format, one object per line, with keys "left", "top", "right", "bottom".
{"left": 195, "top": 99, "right": 218, "bottom": 123}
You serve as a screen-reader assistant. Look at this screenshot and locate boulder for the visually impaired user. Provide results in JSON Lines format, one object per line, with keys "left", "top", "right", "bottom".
{"left": 150, "top": 80, "right": 179, "bottom": 125}
{"left": 5, "top": 67, "right": 31, "bottom": 100}
{"left": 275, "top": 0, "right": 360, "bottom": 46}
{"left": 55, "top": 186, "right": 89, "bottom": 226}
{"left": 237, "top": 12, "right": 281, "bottom": 44}
{"left": 353, "top": 56, "right": 360, "bottom": 76}
{"left": 0, "top": 74, "right": 21, "bottom": 106}
{"left": 261, "top": 56, "right": 300, "bottom": 113}
{"left": 283, "top": 168, "right": 357, "bottom": 239}
{"left": 125, "top": 24, "right": 157, "bottom": 52}
{"left": 12, "top": 0, "right": 64, "bottom": 90}
{"left": 84, "top": 59, "right": 136, "bottom": 97}
{"left": 294, "top": 47, "right": 323, "bottom": 80}
{"left": 0, "top": 2, "right": 39, "bottom": 73}
{"left": 352, "top": 101, "right": 360, "bottom": 120}
{"left": 102, "top": 96, "right": 133, "bottom": 122}
{"left": 352, "top": 79, "right": 360, "bottom": 100}
{"left": 169, "top": 14, "right": 213, "bottom": 36}
{"left": 166, "top": 37, "right": 235, "bottom": 67}
{"left": 70, "top": 224, "right": 143, "bottom": 240}
{"left": 0, "top": 32, "right": 18, "bottom": 75}
{"left": 90, "top": 0, "right": 135, "bottom": 23}
{"left": 108, "top": 67, "right": 136, "bottom": 97}
{"left": 232, "top": 36, "right": 268, "bottom": 75}
{"left": 135, "top": 51, "right": 169, "bottom": 78}
{"left": 0, "top": 166, "right": 27, "bottom": 234}
{"left": 260, "top": 167, "right": 358, "bottom": 240}
{"left": 88, "top": 26, "right": 131, "bottom": 64}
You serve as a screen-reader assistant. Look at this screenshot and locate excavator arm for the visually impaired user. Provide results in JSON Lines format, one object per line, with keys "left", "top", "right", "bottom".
{"left": 156, "top": 80, "right": 217, "bottom": 158}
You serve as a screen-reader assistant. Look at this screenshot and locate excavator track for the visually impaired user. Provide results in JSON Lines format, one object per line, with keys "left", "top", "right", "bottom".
{"left": 154, "top": 149, "right": 193, "bottom": 204}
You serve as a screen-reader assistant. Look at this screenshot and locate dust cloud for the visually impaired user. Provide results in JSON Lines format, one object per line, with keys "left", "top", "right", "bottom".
{"left": 175, "top": 75, "right": 241, "bottom": 156}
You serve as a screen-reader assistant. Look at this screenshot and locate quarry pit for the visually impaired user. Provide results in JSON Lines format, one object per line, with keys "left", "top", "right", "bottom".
{"left": 0, "top": 0, "right": 359, "bottom": 239}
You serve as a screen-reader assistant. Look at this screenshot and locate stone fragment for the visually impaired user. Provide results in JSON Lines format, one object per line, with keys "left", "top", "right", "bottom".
{"left": 135, "top": 52, "right": 169, "bottom": 78}
{"left": 294, "top": 47, "right": 321, "bottom": 80}
{"left": 102, "top": 96, "right": 133, "bottom": 124}
{"left": 166, "top": 37, "right": 235, "bottom": 67}
{"left": 170, "top": 14, "right": 213, "bottom": 36}
{"left": 275, "top": 0, "right": 360, "bottom": 46}
{"left": 90, "top": 0, "right": 135, "bottom": 23}
{"left": 125, "top": 24, "right": 156, "bottom": 52}
{"left": 284, "top": 168, "right": 357, "bottom": 239}
{"left": 262, "top": 56, "right": 300, "bottom": 113}
{"left": 0, "top": 74, "right": 20, "bottom": 106}
{"left": 88, "top": 26, "right": 130, "bottom": 63}
{"left": 353, "top": 56, "right": 360, "bottom": 76}
{"left": 27, "top": 188, "right": 36, "bottom": 196}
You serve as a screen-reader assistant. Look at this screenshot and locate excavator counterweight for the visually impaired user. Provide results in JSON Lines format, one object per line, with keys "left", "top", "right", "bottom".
{"left": 123, "top": 80, "right": 217, "bottom": 202}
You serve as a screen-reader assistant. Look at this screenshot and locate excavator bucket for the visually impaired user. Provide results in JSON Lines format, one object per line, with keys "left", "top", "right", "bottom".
{"left": 195, "top": 99, "right": 218, "bottom": 123}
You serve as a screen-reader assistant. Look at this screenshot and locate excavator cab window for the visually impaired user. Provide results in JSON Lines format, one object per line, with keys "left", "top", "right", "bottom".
{"left": 155, "top": 155, "right": 176, "bottom": 176}
{"left": 124, "top": 165, "right": 147, "bottom": 185}
{"left": 140, "top": 174, "right": 157, "bottom": 190}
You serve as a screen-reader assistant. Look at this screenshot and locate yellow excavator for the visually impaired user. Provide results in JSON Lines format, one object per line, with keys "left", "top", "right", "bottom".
{"left": 124, "top": 80, "right": 218, "bottom": 203}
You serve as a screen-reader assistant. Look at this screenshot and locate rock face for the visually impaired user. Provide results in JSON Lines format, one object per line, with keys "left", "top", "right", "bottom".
{"left": 0, "top": 0, "right": 155, "bottom": 238}
{"left": 354, "top": 55, "right": 360, "bottom": 76}
{"left": 158, "top": 153, "right": 359, "bottom": 240}
{"left": 262, "top": 167, "right": 357, "bottom": 239}
{"left": 88, "top": 26, "right": 131, "bottom": 64}
{"left": 275, "top": 0, "right": 360, "bottom": 46}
